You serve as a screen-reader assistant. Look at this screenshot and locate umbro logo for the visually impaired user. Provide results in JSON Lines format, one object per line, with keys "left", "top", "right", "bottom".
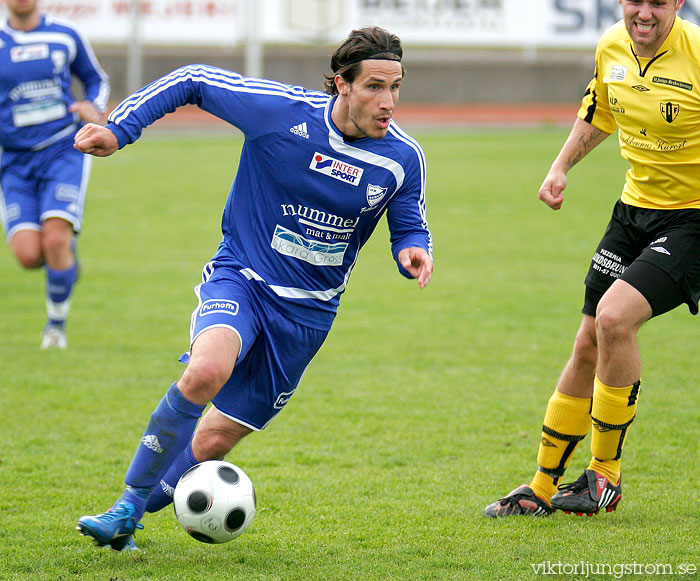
{"left": 632, "top": 85, "right": 649, "bottom": 92}
{"left": 541, "top": 437, "right": 557, "bottom": 448}
{"left": 650, "top": 238, "right": 670, "bottom": 255}
{"left": 290, "top": 122, "right": 310, "bottom": 139}
{"left": 141, "top": 434, "right": 164, "bottom": 454}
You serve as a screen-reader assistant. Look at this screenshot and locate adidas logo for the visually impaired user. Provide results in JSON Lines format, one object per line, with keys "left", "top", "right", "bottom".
{"left": 141, "top": 434, "right": 164, "bottom": 454}
{"left": 159, "top": 478, "right": 175, "bottom": 498}
{"left": 290, "top": 122, "right": 310, "bottom": 139}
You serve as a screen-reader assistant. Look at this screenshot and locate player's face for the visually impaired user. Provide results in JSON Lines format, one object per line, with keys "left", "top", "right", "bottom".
{"left": 5, "top": 0, "right": 39, "bottom": 18}
{"left": 335, "top": 60, "right": 403, "bottom": 140}
{"left": 619, "top": 0, "right": 684, "bottom": 57}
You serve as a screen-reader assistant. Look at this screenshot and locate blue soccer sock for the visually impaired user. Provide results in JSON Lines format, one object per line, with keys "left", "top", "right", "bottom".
{"left": 122, "top": 383, "right": 205, "bottom": 519}
{"left": 145, "top": 440, "right": 199, "bottom": 513}
{"left": 46, "top": 263, "right": 78, "bottom": 326}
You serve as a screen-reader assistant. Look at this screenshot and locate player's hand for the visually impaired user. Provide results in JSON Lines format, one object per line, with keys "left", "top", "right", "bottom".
{"left": 69, "top": 101, "right": 105, "bottom": 125}
{"left": 74, "top": 123, "right": 119, "bottom": 157}
{"left": 538, "top": 168, "right": 567, "bottom": 210}
{"left": 398, "top": 247, "right": 433, "bottom": 289}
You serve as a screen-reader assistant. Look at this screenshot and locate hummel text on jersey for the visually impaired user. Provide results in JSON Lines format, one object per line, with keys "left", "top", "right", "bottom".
{"left": 280, "top": 203, "right": 359, "bottom": 229}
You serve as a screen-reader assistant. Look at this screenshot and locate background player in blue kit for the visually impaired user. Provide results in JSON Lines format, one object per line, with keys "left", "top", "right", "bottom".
{"left": 0, "top": 0, "right": 109, "bottom": 349}
{"left": 74, "top": 26, "right": 433, "bottom": 551}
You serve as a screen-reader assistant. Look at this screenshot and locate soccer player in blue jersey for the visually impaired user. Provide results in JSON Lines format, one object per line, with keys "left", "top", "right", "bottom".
{"left": 74, "top": 26, "right": 432, "bottom": 551}
{"left": 0, "top": 0, "right": 110, "bottom": 349}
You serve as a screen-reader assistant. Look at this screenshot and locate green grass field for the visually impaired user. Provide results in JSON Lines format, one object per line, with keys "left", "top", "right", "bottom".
{"left": 1, "top": 129, "right": 699, "bottom": 580}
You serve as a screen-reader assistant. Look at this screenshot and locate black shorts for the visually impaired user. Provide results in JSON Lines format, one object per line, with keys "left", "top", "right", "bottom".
{"left": 582, "top": 200, "right": 700, "bottom": 317}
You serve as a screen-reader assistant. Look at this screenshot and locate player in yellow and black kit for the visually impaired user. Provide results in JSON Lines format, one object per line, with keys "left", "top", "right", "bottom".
{"left": 485, "top": 0, "right": 700, "bottom": 517}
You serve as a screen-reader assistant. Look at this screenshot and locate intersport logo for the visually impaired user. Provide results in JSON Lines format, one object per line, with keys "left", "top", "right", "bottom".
{"left": 309, "top": 152, "right": 363, "bottom": 186}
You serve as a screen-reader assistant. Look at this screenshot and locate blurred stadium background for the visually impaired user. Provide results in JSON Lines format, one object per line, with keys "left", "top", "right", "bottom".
{"left": 7, "top": 0, "right": 700, "bottom": 126}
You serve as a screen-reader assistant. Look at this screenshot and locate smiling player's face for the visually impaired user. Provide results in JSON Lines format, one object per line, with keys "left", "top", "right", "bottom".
{"left": 333, "top": 60, "right": 403, "bottom": 140}
{"left": 619, "top": 0, "right": 683, "bottom": 58}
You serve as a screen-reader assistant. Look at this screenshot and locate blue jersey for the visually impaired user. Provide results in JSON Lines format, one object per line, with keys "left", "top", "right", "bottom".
{"left": 0, "top": 15, "right": 109, "bottom": 151}
{"left": 107, "top": 65, "right": 432, "bottom": 329}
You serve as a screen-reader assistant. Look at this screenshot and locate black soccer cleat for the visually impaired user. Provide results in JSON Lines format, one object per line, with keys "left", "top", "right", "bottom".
{"left": 550, "top": 469, "right": 621, "bottom": 516}
{"left": 483, "top": 484, "right": 554, "bottom": 517}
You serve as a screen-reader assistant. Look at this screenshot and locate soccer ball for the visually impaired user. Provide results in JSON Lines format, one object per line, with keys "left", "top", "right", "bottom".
{"left": 173, "top": 460, "right": 256, "bottom": 544}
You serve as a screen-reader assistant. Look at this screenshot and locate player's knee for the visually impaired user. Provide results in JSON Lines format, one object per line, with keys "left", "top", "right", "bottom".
{"left": 197, "top": 432, "right": 235, "bottom": 460}
{"left": 572, "top": 326, "right": 597, "bottom": 368}
{"left": 179, "top": 359, "right": 230, "bottom": 400}
{"left": 15, "top": 251, "right": 44, "bottom": 269}
{"left": 595, "top": 305, "right": 631, "bottom": 344}
{"left": 41, "top": 229, "right": 71, "bottom": 259}
{"left": 11, "top": 233, "right": 44, "bottom": 268}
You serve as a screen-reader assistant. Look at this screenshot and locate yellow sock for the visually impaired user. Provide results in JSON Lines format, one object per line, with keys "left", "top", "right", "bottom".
{"left": 588, "top": 376, "right": 640, "bottom": 484}
{"left": 529, "top": 389, "right": 592, "bottom": 502}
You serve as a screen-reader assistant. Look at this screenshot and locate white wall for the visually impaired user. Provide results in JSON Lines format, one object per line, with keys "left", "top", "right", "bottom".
{"left": 10, "top": 0, "right": 700, "bottom": 48}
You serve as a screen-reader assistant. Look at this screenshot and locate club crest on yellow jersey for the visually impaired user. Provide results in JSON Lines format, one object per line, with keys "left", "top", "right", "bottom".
{"left": 659, "top": 102, "right": 680, "bottom": 123}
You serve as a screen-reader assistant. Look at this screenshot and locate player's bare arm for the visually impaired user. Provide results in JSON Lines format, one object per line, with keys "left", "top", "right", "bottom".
{"left": 398, "top": 247, "right": 433, "bottom": 288}
{"left": 74, "top": 123, "right": 119, "bottom": 157}
{"left": 538, "top": 118, "right": 610, "bottom": 210}
{"left": 69, "top": 101, "right": 105, "bottom": 125}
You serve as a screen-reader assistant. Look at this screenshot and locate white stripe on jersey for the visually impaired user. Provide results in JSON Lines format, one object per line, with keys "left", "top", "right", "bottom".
{"left": 389, "top": 123, "right": 432, "bottom": 256}
{"left": 31, "top": 121, "right": 78, "bottom": 151}
{"left": 4, "top": 28, "right": 77, "bottom": 61}
{"left": 110, "top": 65, "right": 329, "bottom": 125}
{"left": 240, "top": 266, "right": 354, "bottom": 302}
{"left": 47, "top": 16, "right": 110, "bottom": 111}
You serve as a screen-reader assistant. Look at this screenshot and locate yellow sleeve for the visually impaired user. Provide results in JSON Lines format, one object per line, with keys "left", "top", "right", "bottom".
{"left": 577, "top": 51, "right": 617, "bottom": 134}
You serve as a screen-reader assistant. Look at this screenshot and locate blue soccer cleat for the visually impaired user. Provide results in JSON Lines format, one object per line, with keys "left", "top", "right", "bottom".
{"left": 109, "top": 531, "right": 142, "bottom": 552}
{"left": 77, "top": 499, "right": 140, "bottom": 547}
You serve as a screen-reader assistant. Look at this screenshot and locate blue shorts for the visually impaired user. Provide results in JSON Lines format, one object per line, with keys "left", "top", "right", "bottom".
{"left": 182, "top": 263, "right": 329, "bottom": 431}
{"left": 0, "top": 135, "right": 92, "bottom": 242}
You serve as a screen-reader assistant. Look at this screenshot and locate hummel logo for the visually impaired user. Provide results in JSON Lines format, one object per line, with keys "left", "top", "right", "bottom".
{"left": 290, "top": 122, "right": 310, "bottom": 139}
{"left": 141, "top": 434, "right": 164, "bottom": 454}
{"left": 650, "top": 246, "right": 671, "bottom": 255}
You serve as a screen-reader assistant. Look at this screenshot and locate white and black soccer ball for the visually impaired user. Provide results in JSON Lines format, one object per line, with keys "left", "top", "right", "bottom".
{"left": 173, "top": 460, "right": 256, "bottom": 544}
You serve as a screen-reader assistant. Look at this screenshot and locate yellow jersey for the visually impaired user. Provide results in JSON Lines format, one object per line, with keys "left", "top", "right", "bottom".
{"left": 579, "top": 17, "right": 700, "bottom": 209}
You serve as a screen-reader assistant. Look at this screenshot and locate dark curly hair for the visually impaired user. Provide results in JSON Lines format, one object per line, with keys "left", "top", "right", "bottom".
{"left": 323, "top": 26, "right": 404, "bottom": 95}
